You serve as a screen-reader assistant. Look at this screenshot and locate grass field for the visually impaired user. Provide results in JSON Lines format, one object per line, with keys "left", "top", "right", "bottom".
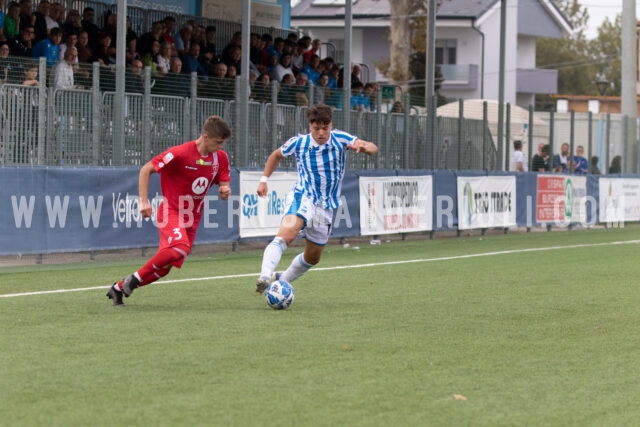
{"left": 2, "top": 227, "right": 640, "bottom": 426}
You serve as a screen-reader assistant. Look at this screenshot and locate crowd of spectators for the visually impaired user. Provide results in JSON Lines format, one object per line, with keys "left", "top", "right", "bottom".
{"left": 0, "top": 2, "right": 379, "bottom": 109}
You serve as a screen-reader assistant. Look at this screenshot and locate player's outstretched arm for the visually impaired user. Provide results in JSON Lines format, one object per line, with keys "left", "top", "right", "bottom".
{"left": 139, "top": 162, "right": 156, "bottom": 218}
{"left": 350, "top": 138, "right": 378, "bottom": 156}
{"left": 257, "top": 148, "right": 285, "bottom": 197}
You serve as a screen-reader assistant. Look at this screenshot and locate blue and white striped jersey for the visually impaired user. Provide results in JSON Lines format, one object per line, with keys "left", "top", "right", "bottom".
{"left": 280, "top": 129, "right": 357, "bottom": 209}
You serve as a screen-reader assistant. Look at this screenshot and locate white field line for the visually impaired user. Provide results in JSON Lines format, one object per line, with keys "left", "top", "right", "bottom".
{"left": 2, "top": 239, "right": 639, "bottom": 299}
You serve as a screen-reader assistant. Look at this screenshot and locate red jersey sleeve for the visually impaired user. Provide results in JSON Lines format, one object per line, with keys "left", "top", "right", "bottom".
{"left": 150, "top": 145, "right": 186, "bottom": 173}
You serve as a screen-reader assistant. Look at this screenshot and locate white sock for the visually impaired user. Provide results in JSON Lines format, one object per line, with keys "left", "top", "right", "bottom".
{"left": 281, "top": 253, "right": 313, "bottom": 283}
{"left": 260, "top": 237, "right": 287, "bottom": 279}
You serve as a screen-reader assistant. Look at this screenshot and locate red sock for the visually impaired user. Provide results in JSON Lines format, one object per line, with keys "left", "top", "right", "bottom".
{"left": 136, "top": 247, "right": 185, "bottom": 286}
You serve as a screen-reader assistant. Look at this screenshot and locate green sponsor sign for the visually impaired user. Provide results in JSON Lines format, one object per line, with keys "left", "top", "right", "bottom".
{"left": 381, "top": 85, "right": 395, "bottom": 99}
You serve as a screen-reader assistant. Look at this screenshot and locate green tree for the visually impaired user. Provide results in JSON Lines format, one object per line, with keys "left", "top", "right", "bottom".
{"left": 536, "top": 0, "right": 621, "bottom": 109}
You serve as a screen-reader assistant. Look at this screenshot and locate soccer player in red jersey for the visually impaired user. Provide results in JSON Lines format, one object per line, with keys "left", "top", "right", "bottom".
{"left": 107, "top": 115, "right": 233, "bottom": 306}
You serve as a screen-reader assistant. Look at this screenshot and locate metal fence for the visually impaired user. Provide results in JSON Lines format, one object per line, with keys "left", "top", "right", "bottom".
{"left": 0, "top": 56, "right": 634, "bottom": 172}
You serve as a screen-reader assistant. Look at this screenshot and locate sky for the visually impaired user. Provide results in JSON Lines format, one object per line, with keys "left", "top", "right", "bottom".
{"left": 582, "top": 1, "right": 634, "bottom": 39}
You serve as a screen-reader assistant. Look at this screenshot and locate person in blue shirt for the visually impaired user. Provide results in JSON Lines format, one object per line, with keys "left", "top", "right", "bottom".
{"left": 350, "top": 81, "right": 370, "bottom": 111}
{"left": 254, "top": 104, "right": 378, "bottom": 293}
{"left": 32, "top": 27, "right": 62, "bottom": 67}
{"left": 179, "top": 41, "right": 207, "bottom": 78}
{"left": 573, "top": 145, "right": 588, "bottom": 174}
{"left": 301, "top": 53, "right": 321, "bottom": 85}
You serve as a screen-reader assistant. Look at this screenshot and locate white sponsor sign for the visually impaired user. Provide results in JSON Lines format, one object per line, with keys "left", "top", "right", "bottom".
{"left": 359, "top": 176, "right": 433, "bottom": 236}
{"left": 202, "top": 0, "right": 282, "bottom": 27}
{"left": 239, "top": 171, "right": 297, "bottom": 238}
{"left": 457, "top": 176, "right": 516, "bottom": 230}
{"left": 599, "top": 178, "right": 640, "bottom": 224}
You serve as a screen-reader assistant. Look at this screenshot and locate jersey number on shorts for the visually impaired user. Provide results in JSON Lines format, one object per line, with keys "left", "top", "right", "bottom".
{"left": 167, "top": 227, "right": 183, "bottom": 244}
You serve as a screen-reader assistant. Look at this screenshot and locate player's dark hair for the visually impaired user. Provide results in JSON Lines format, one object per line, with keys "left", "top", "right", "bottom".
{"left": 306, "top": 104, "right": 332, "bottom": 125}
{"left": 513, "top": 140, "right": 522, "bottom": 150}
{"left": 203, "top": 115, "right": 232, "bottom": 139}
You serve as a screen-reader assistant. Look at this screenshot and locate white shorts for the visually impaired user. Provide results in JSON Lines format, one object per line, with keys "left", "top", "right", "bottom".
{"left": 283, "top": 191, "right": 333, "bottom": 246}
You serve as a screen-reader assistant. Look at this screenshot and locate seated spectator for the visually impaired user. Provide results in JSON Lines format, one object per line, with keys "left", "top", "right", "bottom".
{"left": 287, "top": 32, "right": 298, "bottom": 45}
{"left": 350, "top": 81, "right": 369, "bottom": 111}
{"left": 363, "top": 82, "right": 377, "bottom": 111}
{"left": 125, "top": 58, "right": 144, "bottom": 93}
{"left": 9, "top": 24, "right": 34, "bottom": 57}
{"left": 49, "top": 45, "right": 77, "bottom": 88}
{"left": 94, "top": 32, "right": 114, "bottom": 65}
{"left": 220, "top": 30, "right": 242, "bottom": 64}
{"left": 223, "top": 45, "right": 241, "bottom": 75}
{"left": 137, "top": 20, "right": 163, "bottom": 59}
{"left": 266, "top": 36, "right": 283, "bottom": 62}
{"left": 173, "top": 23, "right": 192, "bottom": 56}
{"left": 32, "top": 0, "right": 50, "bottom": 43}
{"left": 46, "top": 2, "right": 64, "bottom": 33}
{"left": 226, "top": 65, "right": 236, "bottom": 79}
{"left": 4, "top": 2, "right": 22, "bottom": 39}
{"left": 18, "top": 0, "right": 31, "bottom": 31}
{"left": 81, "top": 7, "right": 100, "bottom": 50}
{"left": 0, "top": 42, "right": 13, "bottom": 84}
{"left": 327, "top": 64, "right": 340, "bottom": 89}
{"left": 162, "top": 15, "right": 176, "bottom": 46}
{"left": 573, "top": 145, "right": 588, "bottom": 174}
{"left": 156, "top": 41, "right": 171, "bottom": 75}
{"left": 609, "top": 155, "right": 622, "bottom": 174}
{"left": 532, "top": 144, "right": 551, "bottom": 172}
{"left": 553, "top": 143, "right": 571, "bottom": 173}
{"left": 21, "top": 61, "right": 39, "bottom": 85}
{"left": 61, "top": 9, "right": 81, "bottom": 38}
{"left": 303, "top": 38, "right": 321, "bottom": 63}
{"left": 124, "top": 16, "right": 138, "bottom": 63}
{"left": 277, "top": 73, "right": 296, "bottom": 105}
{"left": 301, "top": 54, "right": 321, "bottom": 85}
{"left": 32, "top": 26, "right": 62, "bottom": 66}
{"left": 180, "top": 42, "right": 207, "bottom": 77}
{"left": 251, "top": 72, "right": 271, "bottom": 103}
{"left": 57, "top": 31, "right": 77, "bottom": 63}
{"left": 350, "top": 63, "right": 362, "bottom": 86}
{"left": 271, "top": 52, "right": 293, "bottom": 84}
{"left": 291, "top": 40, "right": 306, "bottom": 74}
{"left": 390, "top": 100, "right": 404, "bottom": 113}
{"left": 313, "top": 72, "right": 329, "bottom": 105}
{"left": 140, "top": 39, "right": 160, "bottom": 73}
{"left": 588, "top": 156, "right": 601, "bottom": 175}
{"left": 153, "top": 56, "right": 190, "bottom": 98}
{"left": 207, "top": 61, "right": 234, "bottom": 100}
{"left": 76, "top": 30, "right": 94, "bottom": 63}
{"left": 200, "top": 25, "right": 217, "bottom": 66}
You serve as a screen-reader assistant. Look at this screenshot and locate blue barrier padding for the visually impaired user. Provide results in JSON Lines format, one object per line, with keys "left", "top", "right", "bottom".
{"left": 0, "top": 166, "right": 633, "bottom": 255}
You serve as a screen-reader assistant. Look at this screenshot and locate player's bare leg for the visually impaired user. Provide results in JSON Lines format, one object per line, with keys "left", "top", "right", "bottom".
{"left": 256, "top": 214, "right": 304, "bottom": 293}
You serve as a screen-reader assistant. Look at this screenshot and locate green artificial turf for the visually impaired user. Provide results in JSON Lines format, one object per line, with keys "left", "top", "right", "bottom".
{"left": 2, "top": 227, "right": 640, "bottom": 426}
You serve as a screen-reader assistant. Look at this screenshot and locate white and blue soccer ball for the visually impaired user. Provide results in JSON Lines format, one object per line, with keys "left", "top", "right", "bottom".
{"left": 265, "top": 280, "right": 295, "bottom": 310}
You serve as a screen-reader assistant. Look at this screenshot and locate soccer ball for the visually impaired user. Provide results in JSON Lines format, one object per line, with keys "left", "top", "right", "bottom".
{"left": 265, "top": 280, "right": 295, "bottom": 310}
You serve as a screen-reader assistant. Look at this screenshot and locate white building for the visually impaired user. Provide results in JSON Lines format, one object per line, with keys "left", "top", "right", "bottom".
{"left": 291, "top": 0, "right": 572, "bottom": 108}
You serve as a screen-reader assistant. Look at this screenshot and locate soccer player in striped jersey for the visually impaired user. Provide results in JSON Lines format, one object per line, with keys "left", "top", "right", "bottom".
{"left": 255, "top": 104, "right": 378, "bottom": 293}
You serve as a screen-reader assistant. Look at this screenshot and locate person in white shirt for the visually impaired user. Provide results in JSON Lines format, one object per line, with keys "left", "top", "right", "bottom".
{"left": 509, "top": 140, "right": 528, "bottom": 172}
{"left": 49, "top": 46, "right": 76, "bottom": 89}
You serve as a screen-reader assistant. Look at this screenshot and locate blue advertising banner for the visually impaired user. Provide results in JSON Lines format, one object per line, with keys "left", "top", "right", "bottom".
{"left": 0, "top": 167, "right": 239, "bottom": 255}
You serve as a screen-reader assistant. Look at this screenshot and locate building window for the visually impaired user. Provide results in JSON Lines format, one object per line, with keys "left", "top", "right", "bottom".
{"left": 435, "top": 39, "right": 457, "bottom": 65}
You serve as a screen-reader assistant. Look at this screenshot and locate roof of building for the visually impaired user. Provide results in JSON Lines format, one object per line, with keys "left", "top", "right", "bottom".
{"left": 291, "top": 0, "right": 500, "bottom": 20}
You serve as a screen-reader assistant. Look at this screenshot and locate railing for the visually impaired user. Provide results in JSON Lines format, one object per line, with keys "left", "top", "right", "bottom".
{"left": 0, "top": 57, "right": 632, "bottom": 173}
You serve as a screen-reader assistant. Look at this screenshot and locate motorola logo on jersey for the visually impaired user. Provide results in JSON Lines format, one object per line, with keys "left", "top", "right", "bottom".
{"left": 192, "top": 177, "right": 209, "bottom": 194}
